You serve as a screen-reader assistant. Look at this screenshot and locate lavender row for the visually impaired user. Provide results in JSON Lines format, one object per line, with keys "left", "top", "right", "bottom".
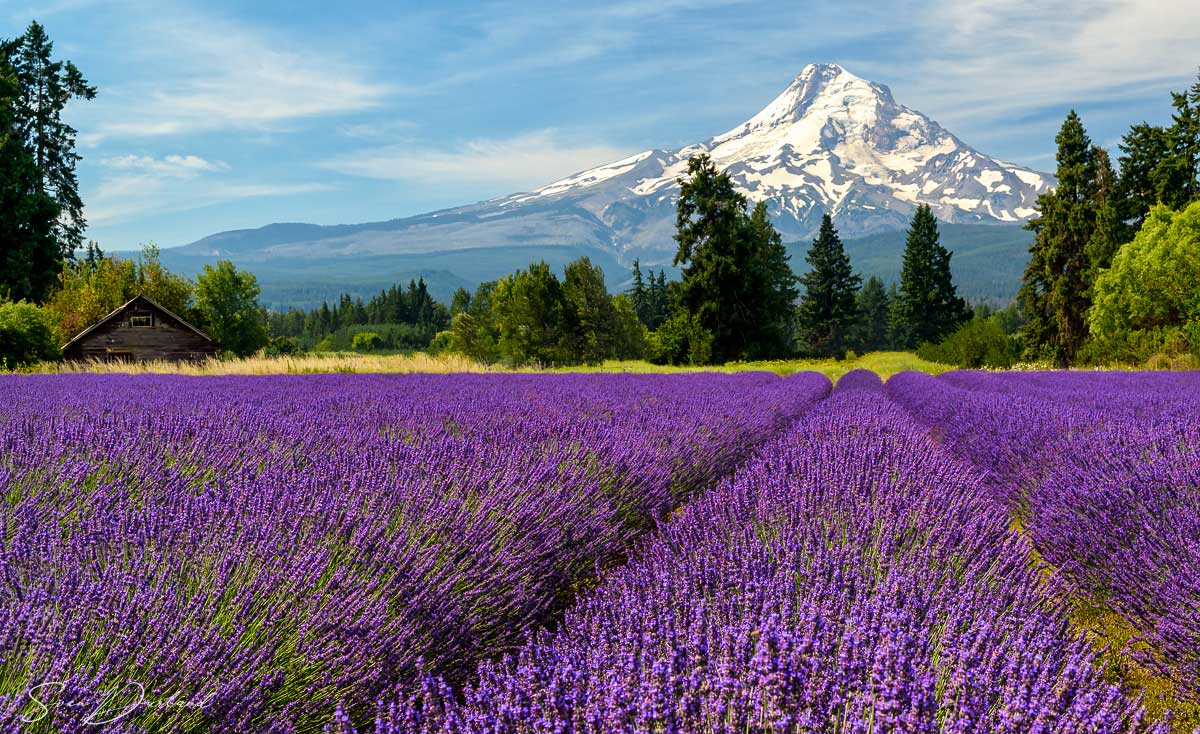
{"left": 0, "top": 372, "right": 831, "bottom": 732}
{"left": 345, "top": 381, "right": 1153, "bottom": 733}
{"left": 888, "top": 370, "right": 1200, "bottom": 701}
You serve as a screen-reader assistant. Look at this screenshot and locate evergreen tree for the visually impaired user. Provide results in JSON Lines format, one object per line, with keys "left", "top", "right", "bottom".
{"left": 1018, "top": 111, "right": 1099, "bottom": 366}
{"left": 1158, "top": 70, "right": 1200, "bottom": 209}
{"left": 894, "top": 204, "right": 970, "bottom": 346}
{"left": 672, "top": 155, "right": 798, "bottom": 362}
{"left": 627, "top": 259, "right": 650, "bottom": 326}
{"left": 672, "top": 155, "right": 749, "bottom": 362}
{"left": 3, "top": 21, "right": 95, "bottom": 255}
{"left": 745, "top": 201, "right": 799, "bottom": 356}
{"left": 1086, "top": 146, "right": 1122, "bottom": 279}
{"left": 649, "top": 270, "right": 669, "bottom": 330}
{"left": 562, "top": 257, "right": 618, "bottom": 364}
{"left": 1117, "top": 122, "right": 1171, "bottom": 234}
{"left": 850, "top": 276, "right": 892, "bottom": 352}
{"left": 796, "top": 214, "right": 860, "bottom": 357}
{"left": 0, "top": 50, "right": 58, "bottom": 302}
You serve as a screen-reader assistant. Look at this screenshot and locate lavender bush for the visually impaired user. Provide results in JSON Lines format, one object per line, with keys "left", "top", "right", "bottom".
{"left": 352, "top": 381, "right": 1160, "bottom": 733}
{"left": 0, "top": 373, "right": 829, "bottom": 731}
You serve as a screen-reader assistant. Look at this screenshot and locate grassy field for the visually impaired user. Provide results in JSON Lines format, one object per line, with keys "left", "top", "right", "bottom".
{"left": 24, "top": 350, "right": 953, "bottom": 380}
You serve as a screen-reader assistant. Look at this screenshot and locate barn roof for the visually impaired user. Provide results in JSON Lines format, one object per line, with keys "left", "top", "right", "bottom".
{"left": 61, "top": 294, "right": 215, "bottom": 352}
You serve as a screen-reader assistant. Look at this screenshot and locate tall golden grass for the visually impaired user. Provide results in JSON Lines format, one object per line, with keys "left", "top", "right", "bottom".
{"left": 26, "top": 350, "right": 953, "bottom": 380}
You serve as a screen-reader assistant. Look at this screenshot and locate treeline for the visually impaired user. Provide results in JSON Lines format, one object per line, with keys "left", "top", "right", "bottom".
{"left": 435, "top": 156, "right": 975, "bottom": 367}
{"left": 1007, "top": 72, "right": 1200, "bottom": 368}
{"left": 441, "top": 259, "right": 646, "bottom": 365}
{"left": 267, "top": 279, "right": 450, "bottom": 352}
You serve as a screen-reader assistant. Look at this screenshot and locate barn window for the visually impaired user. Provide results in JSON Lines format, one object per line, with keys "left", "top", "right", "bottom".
{"left": 130, "top": 315, "right": 153, "bottom": 328}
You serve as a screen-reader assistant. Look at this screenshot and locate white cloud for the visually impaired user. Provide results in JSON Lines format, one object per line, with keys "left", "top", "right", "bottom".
{"left": 101, "top": 154, "right": 229, "bottom": 177}
{"left": 323, "top": 129, "right": 634, "bottom": 191}
{"left": 82, "top": 5, "right": 390, "bottom": 142}
{"left": 86, "top": 152, "right": 331, "bottom": 227}
{"left": 903, "top": 0, "right": 1200, "bottom": 119}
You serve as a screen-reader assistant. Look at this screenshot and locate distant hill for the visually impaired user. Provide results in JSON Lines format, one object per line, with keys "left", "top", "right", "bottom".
{"left": 160, "top": 222, "right": 1029, "bottom": 311}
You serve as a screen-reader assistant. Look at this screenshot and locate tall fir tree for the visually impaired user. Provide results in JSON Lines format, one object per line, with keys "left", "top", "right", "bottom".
{"left": 849, "top": 275, "right": 892, "bottom": 352}
{"left": 0, "top": 49, "right": 59, "bottom": 302}
{"left": 672, "top": 155, "right": 798, "bottom": 362}
{"left": 3, "top": 21, "right": 95, "bottom": 257}
{"left": 1086, "top": 146, "right": 1121, "bottom": 279}
{"left": 797, "top": 214, "right": 860, "bottom": 357}
{"left": 1018, "top": 111, "right": 1100, "bottom": 366}
{"left": 1158, "top": 70, "right": 1200, "bottom": 209}
{"left": 745, "top": 200, "right": 799, "bottom": 356}
{"left": 1116, "top": 122, "right": 1171, "bottom": 234}
{"left": 894, "top": 204, "right": 970, "bottom": 346}
{"left": 627, "top": 259, "right": 651, "bottom": 326}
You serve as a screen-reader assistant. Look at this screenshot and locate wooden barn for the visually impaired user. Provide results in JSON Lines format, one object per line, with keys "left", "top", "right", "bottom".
{"left": 61, "top": 294, "right": 218, "bottom": 363}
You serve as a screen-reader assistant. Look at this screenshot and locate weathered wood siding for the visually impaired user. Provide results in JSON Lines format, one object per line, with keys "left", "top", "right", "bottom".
{"left": 63, "top": 302, "right": 217, "bottom": 362}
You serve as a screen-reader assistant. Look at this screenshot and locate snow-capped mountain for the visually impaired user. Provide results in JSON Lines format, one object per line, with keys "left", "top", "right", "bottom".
{"left": 496, "top": 63, "right": 1050, "bottom": 250}
{"left": 172, "top": 63, "right": 1050, "bottom": 306}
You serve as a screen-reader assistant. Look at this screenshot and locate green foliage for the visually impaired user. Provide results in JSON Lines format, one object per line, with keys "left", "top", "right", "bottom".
{"left": 671, "top": 155, "right": 798, "bottom": 362}
{"left": 648, "top": 310, "right": 713, "bottom": 366}
{"left": 917, "top": 314, "right": 1020, "bottom": 369}
{"left": 562, "top": 257, "right": 620, "bottom": 364}
{"left": 494, "top": 261, "right": 569, "bottom": 365}
{"left": 43, "top": 244, "right": 193, "bottom": 342}
{"left": 267, "top": 277, "right": 450, "bottom": 350}
{"left": 350, "top": 331, "right": 384, "bottom": 352}
{"left": 0, "top": 48, "right": 59, "bottom": 303}
{"left": 797, "top": 214, "right": 860, "bottom": 357}
{"left": 849, "top": 276, "right": 892, "bottom": 352}
{"left": 1, "top": 21, "right": 95, "bottom": 275}
{"left": 447, "top": 281, "right": 501, "bottom": 362}
{"left": 1019, "top": 111, "right": 1112, "bottom": 366}
{"left": 265, "top": 335, "right": 302, "bottom": 357}
{"left": 0, "top": 299, "right": 58, "bottom": 368}
{"left": 626, "top": 260, "right": 670, "bottom": 330}
{"left": 893, "top": 204, "right": 970, "bottom": 347}
{"left": 194, "top": 260, "right": 268, "bottom": 357}
{"left": 610, "top": 294, "right": 648, "bottom": 360}
{"left": 1088, "top": 202, "right": 1200, "bottom": 363}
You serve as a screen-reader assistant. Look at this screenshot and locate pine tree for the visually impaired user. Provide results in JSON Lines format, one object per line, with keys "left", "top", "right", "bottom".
{"left": 850, "top": 276, "right": 892, "bottom": 352}
{"left": 0, "top": 51, "right": 59, "bottom": 302}
{"left": 1018, "top": 111, "right": 1099, "bottom": 366}
{"left": 4, "top": 21, "right": 95, "bottom": 255}
{"left": 797, "top": 214, "right": 860, "bottom": 357}
{"left": 1117, "top": 122, "right": 1171, "bottom": 234}
{"left": 894, "top": 204, "right": 970, "bottom": 346}
{"left": 1086, "top": 146, "right": 1121, "bottom": 279}
{"left": 1158, "top": 70, "right": 1200, "bottom": 209}
{"left": 627, "top": 259, "right": 651, "bottom": 326}
{"left": 745, "top": 201, "right": 799, "bottom": 356}
{"left": 650, "top": 270, "right": 669, "bottom": 329}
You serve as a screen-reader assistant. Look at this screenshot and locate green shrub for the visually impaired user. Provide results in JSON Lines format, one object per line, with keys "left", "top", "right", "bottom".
{"left": 265, "top": 335, "right": 302, "bottom": 356}
{"left": 648, "top": 311, "right": 713, "bottom": 365}
{"left": 351, "top": 332, "right": 384, "bottom": 352}
{"left": 0, "top": 301, "right": 59, "bottom": 369}
{"left": 918, "top": 316, "right": 1019, "bottom": 369}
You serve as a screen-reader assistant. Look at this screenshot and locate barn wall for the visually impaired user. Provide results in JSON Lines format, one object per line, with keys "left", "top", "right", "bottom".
{"left": 63, "top": 303, "right": 218, "bottom": 362}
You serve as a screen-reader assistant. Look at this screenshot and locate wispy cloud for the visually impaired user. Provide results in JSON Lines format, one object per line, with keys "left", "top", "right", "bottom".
{"left": 322, "top": 129, "right": 634, "bottom": 191}
{"left": 81, "top": 4, "right": 390, "bottom": 143}
{"left": 101, "top": 154, "right": 229, "bottom": 177}
{"left": 87, "top": 153, "right": 331, "bottom": 227}
{"left": 901, "top": 0, "right": 1200, "bottom": 119}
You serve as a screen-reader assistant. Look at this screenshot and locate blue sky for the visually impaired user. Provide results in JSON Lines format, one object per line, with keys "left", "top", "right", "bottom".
{"left": 4, "top": 0, "right": 1198, "bottom": 249}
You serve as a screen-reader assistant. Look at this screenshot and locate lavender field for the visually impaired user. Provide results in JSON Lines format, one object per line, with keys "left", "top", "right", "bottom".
{"left": 0, "top": 370, "right": 1197, "bottom": 733}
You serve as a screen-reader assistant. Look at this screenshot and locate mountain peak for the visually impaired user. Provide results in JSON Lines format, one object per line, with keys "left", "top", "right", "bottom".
{"left": 516, "top": 63, "right": 1051, "bottom": 243}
